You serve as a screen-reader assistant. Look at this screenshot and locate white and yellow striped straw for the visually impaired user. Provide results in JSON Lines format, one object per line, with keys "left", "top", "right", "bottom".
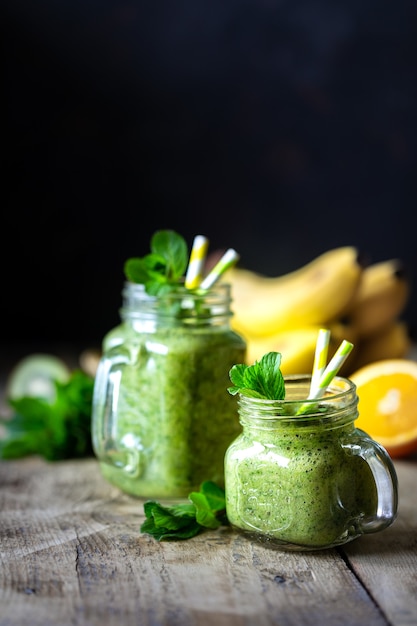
{"left": 185, "top": 235, "right": 209, "bottom": 289}
{"left": 296, "top": 339, "right": 354, "bottom": 415}
{"left": 309, "top": 328, "right": 331, "bottom": 397}
{"left": 199, "top": 248, "right": 240, "bottom": 290}
{"left": 308, "top": 339, "right": 354, "bottom": 401}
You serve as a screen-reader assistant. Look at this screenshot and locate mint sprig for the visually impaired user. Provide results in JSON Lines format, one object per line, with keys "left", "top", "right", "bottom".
{"left": 124, "top": 230, "right": 188, "bottom": 296}
{"left": 140, "top": 481, "right": 228, "bottom": 541}
{"left": 228, "top": 351, "right": 286, "bottom": 400}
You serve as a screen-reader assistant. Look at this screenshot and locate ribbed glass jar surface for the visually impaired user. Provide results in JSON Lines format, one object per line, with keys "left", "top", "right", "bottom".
{"left": 225, "top": 375, "right": 398, "bottom": 550}
{"left": 92, "top": 282, "right": 246, "bottom": 498}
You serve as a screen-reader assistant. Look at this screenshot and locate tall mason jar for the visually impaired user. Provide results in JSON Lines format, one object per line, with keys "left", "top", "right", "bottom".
{"left": 225, "top": 375, "right": 398, "bottom": 550}
{"left": 92, "top": 281, "right": 246, "bottom": 499}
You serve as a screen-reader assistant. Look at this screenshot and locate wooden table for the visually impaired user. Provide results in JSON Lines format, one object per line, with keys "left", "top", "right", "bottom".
{"left": 0, "top": 456, "right": 416, "bottom": 626}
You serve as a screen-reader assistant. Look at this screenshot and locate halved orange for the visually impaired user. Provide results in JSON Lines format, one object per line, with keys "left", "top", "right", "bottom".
{"left": 350, "top": 359, "right": 417, "bottom": 458}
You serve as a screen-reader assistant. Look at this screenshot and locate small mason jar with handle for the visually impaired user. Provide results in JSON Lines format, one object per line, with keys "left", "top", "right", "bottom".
{"left": 224, "top": 374, "right": 398, "bottom": 550}
{"left": 92, "top": 280, "right": 246, "bottom": 499}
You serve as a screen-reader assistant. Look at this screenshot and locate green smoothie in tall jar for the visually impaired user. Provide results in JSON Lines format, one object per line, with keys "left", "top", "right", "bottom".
{"left": 91, "top": 231, "right": 246, "bottom": 498}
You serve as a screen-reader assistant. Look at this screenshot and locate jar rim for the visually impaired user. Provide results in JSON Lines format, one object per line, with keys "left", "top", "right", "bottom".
{"left": 122, "top": 280, "right": 232, "bottom": 297}
{"left": 119, "top": 280, "right": 235, "bottom": 325}
{"left": 237, "top": 375, "right": 358, "bottom": 424}
{"left": 238, "top": 374, "right": 356, "bottom": 404}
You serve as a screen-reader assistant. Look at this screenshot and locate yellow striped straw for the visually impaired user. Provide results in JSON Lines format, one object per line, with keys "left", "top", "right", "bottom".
{"left": 309, "top": 328, "right": 331, "bottom": 397}
{"left": 308, "top": 339, "right": 354, "bottom": 400}
{"left": 199, "top": 248, "right": 240, "bottom": 290}
{"left": 185, "top": 235, "right": 209, "bottom": 289}
{"left": 296, "top": 339, "right": 354, "bottom": 415}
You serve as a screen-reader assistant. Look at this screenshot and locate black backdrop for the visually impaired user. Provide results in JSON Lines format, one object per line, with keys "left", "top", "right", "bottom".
{"left": 2, "top": 0, "right": 417, "bottom": 360}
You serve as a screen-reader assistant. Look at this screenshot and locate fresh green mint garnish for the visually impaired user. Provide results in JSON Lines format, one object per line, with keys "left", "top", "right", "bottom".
{"left": 140, "top": 481, "right": 228, "bottom": 541}
{"left": 228, "top": 351, "right": 286, "bottom": 400}
{"left": 124, "top": 230, "right": 188, "bottom": 296}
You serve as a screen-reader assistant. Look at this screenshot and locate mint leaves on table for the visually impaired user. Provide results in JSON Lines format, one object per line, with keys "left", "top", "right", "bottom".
{"left": 228, "top": 351, "right": 286, "bottom": 400}
{"left": 0, "top": 369, "right": 94, "bottom": 461}
{"left": 140, "top": 481, "right": 229, "bottom": 541}
{"left": 124, "top": 230, "right": 188, "bottom": 296}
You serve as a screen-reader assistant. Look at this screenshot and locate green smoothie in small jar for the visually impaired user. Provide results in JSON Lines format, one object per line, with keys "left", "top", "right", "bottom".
{"left": 91, "top": 231, "right": 246, "bottom": 499}
{"left": 224, "top": 351, "right": 398, "bottom": 550}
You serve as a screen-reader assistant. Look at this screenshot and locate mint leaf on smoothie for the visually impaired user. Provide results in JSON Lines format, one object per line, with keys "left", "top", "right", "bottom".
{"left": 228, "top": 352, "right": 286, "bottom": 400}
{"left": 140, "top": 481, "right": 228, "bottom": 541}
{"left": 124, "top": 230, "right": 188, "bottom": 295}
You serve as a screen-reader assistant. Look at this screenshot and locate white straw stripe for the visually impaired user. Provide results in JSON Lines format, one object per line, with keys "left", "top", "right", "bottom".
{"left": 185, "top": 235, "right": 209, "bottom": 289}
{"left": 309, "top": 328, "right": 331, "bottom": 397}
{"left": 296, "top": 339, "right": 354, "bottom": 415}
{"left": 308, "top": 340, "right": 354, "bottom": 400}
{"left": 199, "top": 248, "right": 240, "bottom": 290}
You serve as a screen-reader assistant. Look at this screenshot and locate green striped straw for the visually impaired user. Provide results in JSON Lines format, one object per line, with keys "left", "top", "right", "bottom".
{"left": 309, "top": 328, "right": 331, "bottom": 397}
{"left": 296, "top": 339, "right": 354, "bottom": 415}
{"left": 199, "top": 248, "right": 240, "bottom": 290}
{"left": 185, "top": 235, "right": 209, "bottom": 289}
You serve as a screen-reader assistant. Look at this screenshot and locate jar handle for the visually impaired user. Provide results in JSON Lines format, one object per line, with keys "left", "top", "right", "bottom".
{"left": 342, "top": 429, "right": 398, "bottom": 533}
{"left": 91, "top": 352, "right": 141, "bottom": 476}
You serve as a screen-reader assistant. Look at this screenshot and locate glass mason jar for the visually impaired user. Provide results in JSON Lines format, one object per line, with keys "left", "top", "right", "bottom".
{"left": 92, "top": 281, "right": 246, "bottom": 499}
{"left": 224, "top": 375, "right": 398, "bottom": 550}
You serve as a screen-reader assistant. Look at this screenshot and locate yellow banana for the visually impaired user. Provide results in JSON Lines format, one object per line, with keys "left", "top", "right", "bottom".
{"left": 348, "top": 321, "right": 411, "bottom": 372}
{"left": 245, "top": 322, "right": 358, "bottom": 377}
{"left": 345, "top": 259, "right": 410, "bottom": 338}
{"left": 245, "top": 326, "right": 320, "bottom": 373}
{"left": 228, "top": 247, "right": 362, "bottom": 338}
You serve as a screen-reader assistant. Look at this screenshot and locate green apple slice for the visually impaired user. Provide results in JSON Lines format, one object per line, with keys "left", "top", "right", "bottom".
{"left": 6, "top": 354, "right": 71, "bottom": 401}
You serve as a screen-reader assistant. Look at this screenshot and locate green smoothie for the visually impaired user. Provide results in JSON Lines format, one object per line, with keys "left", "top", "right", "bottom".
{"left": 225, "top": 422, "right": 378, "bottom": 549}
{"left": 92, "top": 232, "right": 247, "bottom": 499}
{"left": 94, "top": 324, "right": 246, "bottom": 498}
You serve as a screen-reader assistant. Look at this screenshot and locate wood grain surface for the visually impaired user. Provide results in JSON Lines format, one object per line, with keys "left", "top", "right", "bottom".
{"left": 0, "top": 457, "right": 416, "bottom": 626}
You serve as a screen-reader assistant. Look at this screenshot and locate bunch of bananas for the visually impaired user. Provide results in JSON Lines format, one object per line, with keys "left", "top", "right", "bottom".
{"left": 225, "top": 247, "right": 411, "bottom": 376}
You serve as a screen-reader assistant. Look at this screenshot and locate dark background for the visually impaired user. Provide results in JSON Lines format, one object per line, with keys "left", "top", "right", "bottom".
{"left": 2, "top": 0, "right": 417, "bottom": 365}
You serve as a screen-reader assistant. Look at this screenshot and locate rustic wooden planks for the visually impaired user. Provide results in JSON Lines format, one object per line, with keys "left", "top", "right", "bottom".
{"left": 343, "top": 462, "right": 417, "bottom": 626}
{"left": 0, "top": 457, "right": 416, "bottom": 626}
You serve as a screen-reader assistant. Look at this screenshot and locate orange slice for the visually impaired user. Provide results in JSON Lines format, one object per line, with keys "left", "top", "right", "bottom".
{"left": 350, "top": 359, "right": 417, "bottom": 458}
